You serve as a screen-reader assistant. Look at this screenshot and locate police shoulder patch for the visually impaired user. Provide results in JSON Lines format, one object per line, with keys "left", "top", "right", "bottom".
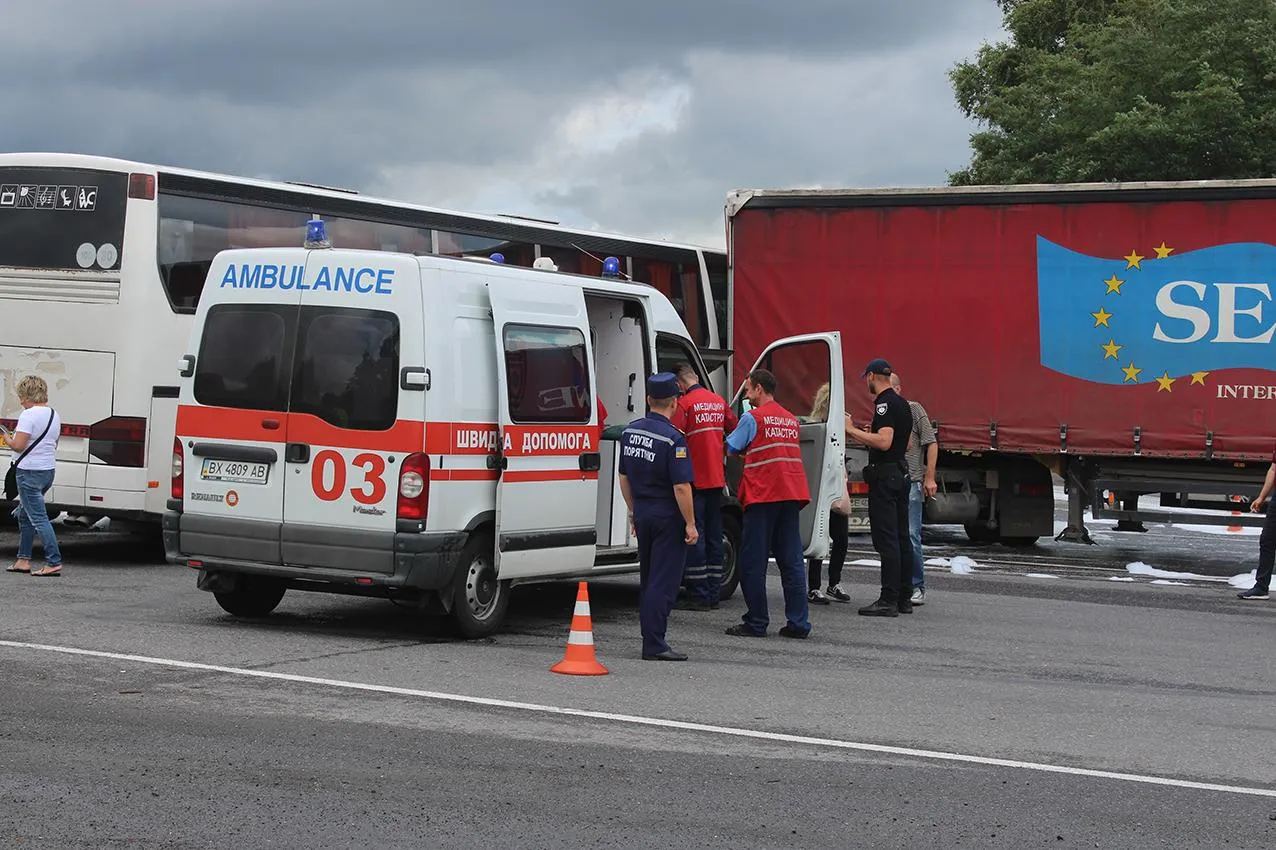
{"left": 876, "top": 403, "right": 888, "bottom": 416}
{"left": 675, "top": 446, "right": 688, "bottom": 459}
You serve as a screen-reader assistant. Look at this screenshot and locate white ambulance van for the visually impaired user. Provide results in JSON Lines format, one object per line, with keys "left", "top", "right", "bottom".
{"left": 163, "top": 226, "right": 846, "bottom": 637}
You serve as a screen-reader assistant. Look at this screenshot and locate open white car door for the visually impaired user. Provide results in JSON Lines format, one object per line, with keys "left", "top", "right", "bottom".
{"left": 733, "top": 332, "right": 845, "bottom": 558}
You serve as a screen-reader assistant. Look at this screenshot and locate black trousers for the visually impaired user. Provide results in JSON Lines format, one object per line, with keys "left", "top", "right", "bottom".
{"left": 867, "top": 464, "right": 914, "bottom": 604}
{"left": 807, "top": 510, "right": 849, "bottom": 589}
{"left": 1257, "top": 500, "right": 1276, "bottom": 591}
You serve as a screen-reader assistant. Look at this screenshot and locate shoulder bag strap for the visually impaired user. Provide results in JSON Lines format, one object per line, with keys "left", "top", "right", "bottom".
{"left": 14, "top": 407, "right": 55, "bottom": 467}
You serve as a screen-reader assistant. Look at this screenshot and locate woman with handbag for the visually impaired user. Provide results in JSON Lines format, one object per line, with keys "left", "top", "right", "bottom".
{"left": 4, "top": 375, "right": 62, "bottom": 577}
{"left": 805, "top": 384, "right": 852, "bottom": 604}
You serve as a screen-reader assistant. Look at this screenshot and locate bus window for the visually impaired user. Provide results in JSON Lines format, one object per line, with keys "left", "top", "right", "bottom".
{"left": 437, "top": 231, "right": 535, "bottom": 266}
{"left": 0, "top": 167, "right": 127, "bottom": 272}
{"left": 159, "top": 194, "right": 309, "bottom": 313}
{"left": 324, "top": 218, "right": 432, "bottom": 254}
{"left": 633, "top": 257, "right": 707, "bottom": 346}
{"left": 535, "top": 245, "right": 583, "bottom": 275}
{"left": 706, "top": 251, "right": 728, "bottom": 348}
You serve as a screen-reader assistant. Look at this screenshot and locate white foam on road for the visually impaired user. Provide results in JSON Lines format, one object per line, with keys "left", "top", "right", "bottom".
{"left": 1024, "top": 573, "right": 1060, "bottom": 579}
{"left": 1126, "top": 562, "right": 1230, "bottom": 584}
{"left": 1229, "top": 570, "right": 1258, "bottom": 589}
{"left": 2, "top": 639, "right": 1272, "bottom": 799}
{"left": 925, "top": 556, "right": 979, "bottom": 574}
{"left": 1149, "top": 579, "right": 1192, "bottom": 587}
{"left": 850, "top": 558, "right": 881, "bottom": 567}
{"left": 1108, "top": 576, "right": 1137, "bottom": 583}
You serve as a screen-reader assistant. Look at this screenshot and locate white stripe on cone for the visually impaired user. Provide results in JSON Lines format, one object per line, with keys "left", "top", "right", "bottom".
{"left": 567, "top": 630, "right": 594, "bottom": 646}
{"left": 574, "top": 600, "right": 591, "bottom": 616}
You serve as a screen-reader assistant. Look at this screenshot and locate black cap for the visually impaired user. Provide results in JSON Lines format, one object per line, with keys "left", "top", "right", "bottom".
{"left": 861, "top": 358, "right": 892, "bottom": 377}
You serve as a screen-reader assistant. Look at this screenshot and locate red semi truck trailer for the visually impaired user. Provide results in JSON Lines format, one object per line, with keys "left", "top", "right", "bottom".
{"left": 726, "top": 181, "right": 1276, "bottom": 545}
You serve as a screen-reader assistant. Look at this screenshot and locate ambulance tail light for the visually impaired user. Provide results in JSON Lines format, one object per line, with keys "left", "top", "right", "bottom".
{"left": 397, "top": 452, "right": 430, "bottom": 521}
{"left": 171, "top": 438, "right": 184, "bottom": 501}
{"left": 89, "top": 416, "right": 147, "bottom": 468}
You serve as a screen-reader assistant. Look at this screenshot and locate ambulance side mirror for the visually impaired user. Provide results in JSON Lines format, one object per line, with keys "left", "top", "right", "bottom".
{"left": 178, "top": 355, "right": 195, "bottom": 378}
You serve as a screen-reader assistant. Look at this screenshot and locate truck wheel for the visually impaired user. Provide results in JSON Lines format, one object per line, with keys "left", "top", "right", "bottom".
{"left": 964, "top": 523, "right": 998, "bottom": 544}
{"left": 1000, "top": 536, "right": 1040, "bottom": 548}
{"left": 717, "top": 513, "right": 742, "bottom": 601}
{"left": 449, "top": 532, "right": 509, "bottom": 639}
{"left": 214, "top": 577, "right": 286, "bottom": 618}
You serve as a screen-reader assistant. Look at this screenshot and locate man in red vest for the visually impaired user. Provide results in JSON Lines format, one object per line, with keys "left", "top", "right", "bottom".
{"left": 723, "top": 368, "right": 812, "bottom": 638}
{"left": 671, "top": 362, "right": 737, "bottom": 610}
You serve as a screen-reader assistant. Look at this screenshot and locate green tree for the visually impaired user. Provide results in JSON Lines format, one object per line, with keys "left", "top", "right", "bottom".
{"left": 949, "top": 0, "right": 1276, "bottom": 185}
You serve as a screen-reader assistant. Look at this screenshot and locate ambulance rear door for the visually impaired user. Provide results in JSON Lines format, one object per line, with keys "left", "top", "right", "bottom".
{"left": 734, "top": 332, "right": 845, "bottom": 558}
{"left": 488, "top": 277, "right": 600, "bottom": 579}
{"left": 279, "top": 253, "right": 427, "bottom": 574}
{"left": 176, "top": 249, "right": 305, "bottom": 565}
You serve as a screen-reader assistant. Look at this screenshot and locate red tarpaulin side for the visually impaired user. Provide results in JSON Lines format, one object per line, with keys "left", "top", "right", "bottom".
{"left": 731, "top": 200, "right": 1276, "bottom": 461}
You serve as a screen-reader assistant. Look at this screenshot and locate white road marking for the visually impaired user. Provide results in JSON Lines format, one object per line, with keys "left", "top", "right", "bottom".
{"left": 3, "top": 639, "right": 1273, "bottom": 799}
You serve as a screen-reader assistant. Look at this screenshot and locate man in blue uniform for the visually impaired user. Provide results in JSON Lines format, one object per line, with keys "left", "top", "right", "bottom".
{"left": 619, "top": 372, "right": 700, "bottom": 661}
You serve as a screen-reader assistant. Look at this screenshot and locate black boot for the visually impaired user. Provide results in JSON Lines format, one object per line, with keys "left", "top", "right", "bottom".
{"left": 857, "top": 598, "right": 899, "bottom": 617}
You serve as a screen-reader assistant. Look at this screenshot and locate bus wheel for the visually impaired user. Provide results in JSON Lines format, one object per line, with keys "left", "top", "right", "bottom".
{"left": 717, "top": 513, "right": 742, "bottom": 601}
{"left": 450, "top": 532, "right": 509, "bottom": 639}
{"left": 214, "top": 576, "right": 286, "bottom": 618}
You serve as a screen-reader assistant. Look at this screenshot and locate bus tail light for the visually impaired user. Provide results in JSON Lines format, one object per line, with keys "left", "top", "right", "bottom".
{"left": 128, "top": 172, "right": 156, "bottom": 200}
{"left": 89, "top": 416, "right": 147, "bottom": 468}
{"left": 171, "top": 438, "right": 184, "bottom": 501}
{"left": 397, "top": 453, "right": 430, "bottom": 521}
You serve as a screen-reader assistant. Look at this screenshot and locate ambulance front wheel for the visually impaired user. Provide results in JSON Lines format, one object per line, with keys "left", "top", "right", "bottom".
{"left": 213, "top": 576, "right": 287, "bottom": 618}
{"left": 717, "top": 513, "right": 742, "bottom": 601}
{"left": 449, "top": 532, "right": 510, "bottom": 639}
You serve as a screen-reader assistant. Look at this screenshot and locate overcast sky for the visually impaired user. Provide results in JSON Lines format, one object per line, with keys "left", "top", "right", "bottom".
{"left": 2, "top": 0, "right": 1005, "bottom": 248}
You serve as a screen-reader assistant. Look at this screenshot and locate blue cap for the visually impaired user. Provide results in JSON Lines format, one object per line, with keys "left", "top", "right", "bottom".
{"left": 861, "top": 358, "right": 892, "bottom": 377}
{"left": 646, "top": 371, "right": 679, "bottom": 399}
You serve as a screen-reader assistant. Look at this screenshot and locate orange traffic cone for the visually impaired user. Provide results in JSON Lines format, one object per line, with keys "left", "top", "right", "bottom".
{"left": 551, "top": 581, "right": 609, "bottom": 676}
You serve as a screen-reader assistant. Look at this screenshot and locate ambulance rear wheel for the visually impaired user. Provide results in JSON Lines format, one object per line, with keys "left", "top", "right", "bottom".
{"left": 214, "top": 577, "right": 286, "bottom": 618}
{"left": 450, "top": 532, "right": 509, "bottom": 639}
{"left": 717, "top": 513, "right": 742, "bottom": 601}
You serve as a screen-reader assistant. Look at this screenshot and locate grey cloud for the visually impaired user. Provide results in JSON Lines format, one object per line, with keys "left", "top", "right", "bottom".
{"left": 1, "top": 0, "right": 1005, "bottom": 247}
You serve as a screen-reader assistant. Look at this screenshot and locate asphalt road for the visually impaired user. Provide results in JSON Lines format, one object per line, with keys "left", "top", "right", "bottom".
{"left": 0, "top": 519, "right": 1273, "bottom": 849}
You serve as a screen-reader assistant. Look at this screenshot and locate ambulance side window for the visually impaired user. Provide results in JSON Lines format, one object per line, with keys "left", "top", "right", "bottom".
{"left": 292, "top": 308, "right": 400, "bottom": 432}
{"left": 194, "top": 305, "right": 292, "bottom": 412}
{"left": 655, "top": 334, "right": 699, "bottom": 375}
{"left": 754, "top": 341, "right": 832, "bottom": 423}
{"left": 503, "top": 325, "right": 591, "bottom": 424}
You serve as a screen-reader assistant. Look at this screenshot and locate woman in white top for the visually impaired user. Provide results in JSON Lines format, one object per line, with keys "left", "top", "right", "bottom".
{"left": 4, "top": 375, "right": 62, "bottom": 576}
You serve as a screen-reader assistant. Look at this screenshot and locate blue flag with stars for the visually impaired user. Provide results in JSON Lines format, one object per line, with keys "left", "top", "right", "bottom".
{"left": 1037, "top": 236, "right": 1276, "bottom": 390}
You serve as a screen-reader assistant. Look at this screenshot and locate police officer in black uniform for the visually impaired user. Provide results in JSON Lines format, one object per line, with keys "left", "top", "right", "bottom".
{"left": 618, "top": 372, "right": 700, "bottom": 660}
{"left": 845, "top": 358, "right": 916, "bottom": 616}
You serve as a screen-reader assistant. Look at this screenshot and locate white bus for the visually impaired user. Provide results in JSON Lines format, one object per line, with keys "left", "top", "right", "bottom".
{"left": 0, "top": 152, "right": 729, "bottom": 525}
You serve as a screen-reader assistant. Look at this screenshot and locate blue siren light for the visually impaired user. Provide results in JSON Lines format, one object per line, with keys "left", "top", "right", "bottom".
{"left": 304, "top": 218, "right": 331, "bottom": 249}
{"left": 490, "top": 252, "right": 505, "bottom": 264}
{"left": 602, "top": 256, "right": 620, "bottom": 277}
